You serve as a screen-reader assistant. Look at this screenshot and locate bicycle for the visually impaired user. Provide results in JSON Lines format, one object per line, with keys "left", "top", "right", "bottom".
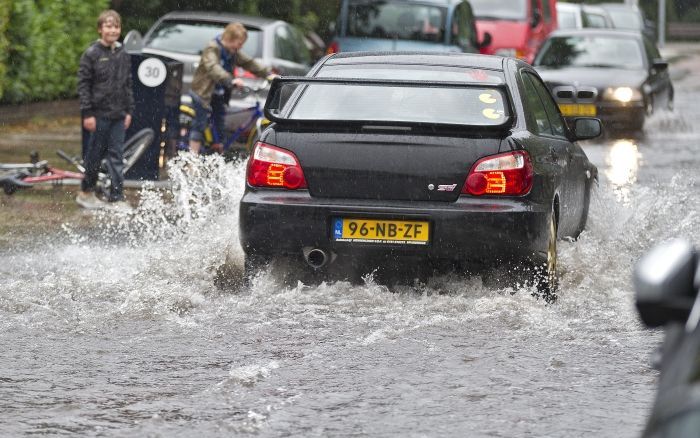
{"left": 0, "top": 127, "right": 154, "bottom": 197}
{"left": 177, "top": 81, "right": 270, "bottom": 160}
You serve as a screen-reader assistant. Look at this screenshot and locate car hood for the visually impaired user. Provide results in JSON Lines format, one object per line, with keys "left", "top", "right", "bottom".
{"left": 333, "top": 37, "right": 464, "bottom": 53}
{"left": 535, "top": 66, "right": 647, "bottom": 89}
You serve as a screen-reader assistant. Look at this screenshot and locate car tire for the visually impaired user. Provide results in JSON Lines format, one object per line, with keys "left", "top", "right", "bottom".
{"left": 531, "top": 208, "right": 558, "bottom": 303}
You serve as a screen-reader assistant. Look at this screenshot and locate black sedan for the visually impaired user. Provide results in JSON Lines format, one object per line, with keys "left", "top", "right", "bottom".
{"left": 533, "top": 29, "right": 674, "bottom": 132}
{"left": 239, "top": 52, "right": 601, "bottom": 299}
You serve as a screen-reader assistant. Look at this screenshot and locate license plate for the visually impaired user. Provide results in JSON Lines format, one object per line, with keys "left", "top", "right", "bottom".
{"left": 558, "top": 103, "right": 597, "bottom": 117}
{"left": 332, "top": 218, "right": 430, "bottom": 245}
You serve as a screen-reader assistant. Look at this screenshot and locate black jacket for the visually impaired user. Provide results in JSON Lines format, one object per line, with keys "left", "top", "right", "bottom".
{"left": 77, "top": 41, "right": 134, "bottom": 119}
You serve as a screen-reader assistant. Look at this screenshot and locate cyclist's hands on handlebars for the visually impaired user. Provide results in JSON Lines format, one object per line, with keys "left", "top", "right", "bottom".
{"left": 231, "top": 78, "right": 245, "bottom": 89}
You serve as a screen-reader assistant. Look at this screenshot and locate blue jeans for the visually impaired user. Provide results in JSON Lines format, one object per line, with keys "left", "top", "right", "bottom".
{"left": 188, "top": 91, "right": 226, "bottom": 144}
{"left": 82, "top": 117, "right": 125, "bottom": 202}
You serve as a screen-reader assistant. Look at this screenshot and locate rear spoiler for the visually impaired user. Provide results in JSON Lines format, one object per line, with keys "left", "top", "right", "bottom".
{"left": 264, "top": 76, "right": 513, "bottom": 130}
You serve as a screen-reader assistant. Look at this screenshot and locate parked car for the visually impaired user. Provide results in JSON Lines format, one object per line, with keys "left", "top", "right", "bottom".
{"left": 599, "top": 2, "right": 657, "bottom": 41}
{"left": 533, "top": 29, "right": 674, "bottom": 132}
{"left": 556, "top": 2, "right": 614, "bottom": 30}
{"left": 470, "top": 0, "right": 558, "bottom": 63}
{"left": 240, "top": 52, "right": 601, "bottom": 300}
{"left": 634, "top": 239, "right": 700, "bottom": 438}
{"left": 129, "top": 11, "right": 313, "bottom": 132}
{"left": 326, "top": 0, "right": 490, "bottom": 54}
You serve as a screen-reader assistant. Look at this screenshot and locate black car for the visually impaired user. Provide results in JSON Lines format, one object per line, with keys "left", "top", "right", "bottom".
{"left": 239, "top": 52, "right": 601, "bottom": 299}
{"left": 533, "top": 29, "right": 674, "bottom": 132}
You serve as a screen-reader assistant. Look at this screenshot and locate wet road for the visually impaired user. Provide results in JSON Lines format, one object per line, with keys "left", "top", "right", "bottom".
{"left": 2, "top": 53, "right": 699, "bottom": 436}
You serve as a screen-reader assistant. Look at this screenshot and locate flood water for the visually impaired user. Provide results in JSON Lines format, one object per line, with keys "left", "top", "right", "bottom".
{"left": 2, "top": 60, "right": 699, "bottom": 437}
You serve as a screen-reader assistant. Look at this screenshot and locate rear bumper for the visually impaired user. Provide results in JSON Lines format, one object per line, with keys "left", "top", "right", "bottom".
{"left": 239, "top": 189, "right": 551, "bottom": 264}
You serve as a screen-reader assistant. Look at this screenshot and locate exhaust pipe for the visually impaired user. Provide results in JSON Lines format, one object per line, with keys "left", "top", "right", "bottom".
{"left": 303, "top": 248, "right": 328, "bottom": 269}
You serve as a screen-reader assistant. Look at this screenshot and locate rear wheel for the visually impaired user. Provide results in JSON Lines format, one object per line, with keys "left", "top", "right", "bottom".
{"left": 530, "top": 209, "right": 558, "bottom": 303}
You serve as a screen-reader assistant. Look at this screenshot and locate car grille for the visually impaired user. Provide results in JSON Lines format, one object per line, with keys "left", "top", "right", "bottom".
{"left": 553, "top": 86, "right": 598, "bottom": 103}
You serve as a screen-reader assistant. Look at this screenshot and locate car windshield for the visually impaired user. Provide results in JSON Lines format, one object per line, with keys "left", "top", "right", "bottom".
{"left": 346, "top": 0, "right": 447, "bottom": 42}
{"left": 271, "top": 80, "right": 509, "bottom": 127}
{"left": 469, "top": 0, "right": 527, "bottom": 21}
{"left": 144, "top": 20, "right": 262, "bottom": 57}
{"left": 535, "top": 35, "right": 644, "bottom": 69}
{"left": 606, "top": 9, "right": 643, "bottom": 30}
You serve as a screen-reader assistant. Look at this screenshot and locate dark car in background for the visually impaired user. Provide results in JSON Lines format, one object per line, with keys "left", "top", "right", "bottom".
{"left": 534, "top": 29, "right": 673, "bottom": 132}
{"left": 239, "top": 52, "right": 601, "bottom": 299}
{"left": 326, "top": 0, "right": 489, "bottom": 54}
{"left": 129, "top": 11, "right": 313, "bottom": 132}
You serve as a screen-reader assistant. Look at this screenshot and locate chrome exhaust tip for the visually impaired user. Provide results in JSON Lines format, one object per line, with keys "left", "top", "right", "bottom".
{"left": 303, "top": 248, "right": 328, "bottom": 269}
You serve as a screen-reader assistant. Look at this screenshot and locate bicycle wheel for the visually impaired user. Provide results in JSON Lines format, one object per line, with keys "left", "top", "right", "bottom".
{"left": 123, "top": 128, "right": 155, "bottom": 174}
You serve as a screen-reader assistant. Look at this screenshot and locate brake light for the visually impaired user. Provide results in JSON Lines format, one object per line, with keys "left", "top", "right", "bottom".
{"left": 463, "top": 151, "right": 533, "bottom": 196}
{"left": 326, "top": 41, "right": 339, "bottom": 54}
{"left": 247, "top": 142, "right": 307, "bottom": 189}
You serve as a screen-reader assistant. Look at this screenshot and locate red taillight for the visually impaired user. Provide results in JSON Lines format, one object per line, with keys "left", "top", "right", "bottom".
{"left": 326, "top": 41, "right": 339, "bottom": 54}
{"left": 247, "top": 142, "right": 307, "bottom": 189}
{"left": 463, "top": 151, "right": 533, "bottom": 196}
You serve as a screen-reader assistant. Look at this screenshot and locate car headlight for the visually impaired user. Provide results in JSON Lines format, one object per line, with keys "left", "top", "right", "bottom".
{"left": 603, "top": 87, "right": 642, "bottom": 103}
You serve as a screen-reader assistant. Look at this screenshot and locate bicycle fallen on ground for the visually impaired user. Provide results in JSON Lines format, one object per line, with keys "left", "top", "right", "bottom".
{"left": 0, "top": 127, "right": 154, "bottom": 197}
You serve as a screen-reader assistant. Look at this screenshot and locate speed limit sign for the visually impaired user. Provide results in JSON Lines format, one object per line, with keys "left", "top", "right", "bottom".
{"left": 137, "top": 57, "right": 167, "bottom": 87}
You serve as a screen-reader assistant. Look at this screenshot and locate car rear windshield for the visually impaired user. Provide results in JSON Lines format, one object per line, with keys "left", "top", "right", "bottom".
{"left": 470, "top": 0, "right": 527, "bottom": 21}
{"left": 270, "top": 80, "right": 509, "bottom": 127}
{"left": 535, "top": 35, "right": 644, "bottom": 69}
{"left": 144, "top": 20, "right": 262, "bottom": 58}
{"left": 347, "top": 0, "right": 447, "bottom": 42}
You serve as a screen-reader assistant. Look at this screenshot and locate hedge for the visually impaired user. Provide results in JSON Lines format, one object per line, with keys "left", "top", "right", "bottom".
{"left": 0, "top": 0, "right": 108, "bottom": 104}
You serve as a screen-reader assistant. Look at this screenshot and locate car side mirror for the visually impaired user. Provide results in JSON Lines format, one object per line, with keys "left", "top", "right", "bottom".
{"left": 531, "top": 9, "right": 542, "bottom": 28}
{"left": 634, "top": 239, "right": 699, "bottom": 328}
{"left": 652, "top": 59, "right": 669, "bottom": 71}
{"left": 123, "top": 30, "right": 144, "bottom": 53}
{"left": 571, "top": 117, "right": 601, "bottom": 140}
{"left": 477, "top": 31, "right": 492, "bottom": 50}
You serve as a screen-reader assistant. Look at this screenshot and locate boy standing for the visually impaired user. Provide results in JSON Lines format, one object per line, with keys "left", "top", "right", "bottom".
{"left": 188, "top": 22, "right": 275, "bottom": 155}
{"left": 76, "top": 9, "right": 134, "bottom": 209}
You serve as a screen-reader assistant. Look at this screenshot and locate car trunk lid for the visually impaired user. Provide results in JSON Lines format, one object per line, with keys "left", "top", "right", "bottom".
{"left": 270, "top": 129, "right": 503, "bottom": 202}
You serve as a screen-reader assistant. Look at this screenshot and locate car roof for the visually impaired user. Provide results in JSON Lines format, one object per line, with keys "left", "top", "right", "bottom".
{"left": 155, "top": 10, "right": 281, "bottom": 28}
{"left": 323, "top": 51, "right": 505, "bottom": 70}
{"left": 548, "top": 28, "right": 643, "bottom": 39}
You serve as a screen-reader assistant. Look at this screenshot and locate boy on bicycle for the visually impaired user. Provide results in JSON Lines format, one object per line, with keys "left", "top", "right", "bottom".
{"left": 76, "top": 9, "right": 133, "bottom": 209}
{"left": 188, "top": 22, "right": 277, "bottom": 155}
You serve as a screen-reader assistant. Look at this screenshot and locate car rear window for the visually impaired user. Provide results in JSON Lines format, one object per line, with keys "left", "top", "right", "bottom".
{"left": 144, "top": 20, "right": 262, "bottom": 58}
{"left": 535, "top": 35, "right": 644, "bottom": 69}
{"left": 347, "top": 0, "right": 447, "bottom": 42}
{"left": 269, "top": 80, "right": 509, "bottom": 127}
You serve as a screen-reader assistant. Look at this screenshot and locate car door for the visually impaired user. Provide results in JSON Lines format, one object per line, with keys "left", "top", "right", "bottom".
{"left": 520, "top": 70, "right": 584, "bottom": 236}
{"left": 271, "top": 23, "right": 312, "bottom": 75}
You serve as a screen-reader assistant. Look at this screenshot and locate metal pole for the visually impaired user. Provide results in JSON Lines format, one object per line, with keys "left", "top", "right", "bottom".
{"left": 659, "top": 0, "right": 666, "bottom": 47}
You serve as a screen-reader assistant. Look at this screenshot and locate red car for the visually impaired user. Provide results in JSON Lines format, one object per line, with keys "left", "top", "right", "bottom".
{"left": 471, "top": 0, "right": 557, "bottom": 64}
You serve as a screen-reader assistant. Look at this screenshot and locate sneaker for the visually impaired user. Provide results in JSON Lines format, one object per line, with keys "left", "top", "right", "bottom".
{"left": 76, "top": 191, "right": 106, "bottom": 210}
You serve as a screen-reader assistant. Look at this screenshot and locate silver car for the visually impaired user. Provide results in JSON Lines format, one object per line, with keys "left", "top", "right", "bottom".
{"left": 132, "top": 11, "right": 313, "bottom": 132}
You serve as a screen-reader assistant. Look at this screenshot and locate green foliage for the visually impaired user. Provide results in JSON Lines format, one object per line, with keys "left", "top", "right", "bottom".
{"left": 0, "top": 0, "right": 10, "bottom": 98}
{"left": 0, "top": 0, "right": 108, "bottom": 103}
